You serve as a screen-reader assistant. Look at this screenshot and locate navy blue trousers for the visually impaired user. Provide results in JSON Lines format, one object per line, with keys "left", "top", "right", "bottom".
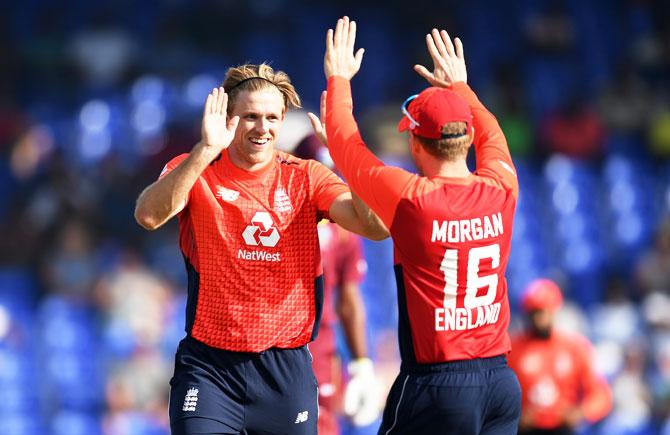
{"left": 169, "top": 336, "right": 318, "bottom": 435}
{"left": 378, "top": 355, "right": 521, "bottom": 435}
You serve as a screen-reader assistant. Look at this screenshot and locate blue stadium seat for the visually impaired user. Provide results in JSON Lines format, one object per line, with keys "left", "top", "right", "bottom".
{"left": 0, "top": 414, "right": 44, "bottom": 435}
{"left": 50, "top": 410, "right": 101, "bottom": 435}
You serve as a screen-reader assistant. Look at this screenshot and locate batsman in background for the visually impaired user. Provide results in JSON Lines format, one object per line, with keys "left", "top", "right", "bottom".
{"left": 293, "top": 134, "right": 382, "bottom": 434}
{"left": 322, "top": 17, "right": 521, "bottom": 434}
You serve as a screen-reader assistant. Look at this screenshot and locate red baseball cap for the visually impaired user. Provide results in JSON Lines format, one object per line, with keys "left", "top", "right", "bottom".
{"left": 521, "top": 278, "right": 563, "bottom": 312}
{"left": 398, "top": 87, "right": 473, "bottom": 140}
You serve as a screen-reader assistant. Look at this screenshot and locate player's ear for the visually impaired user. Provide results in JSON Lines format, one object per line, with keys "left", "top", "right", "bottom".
{"left": 408, "top": 133, "right": 421, "bottom": 156}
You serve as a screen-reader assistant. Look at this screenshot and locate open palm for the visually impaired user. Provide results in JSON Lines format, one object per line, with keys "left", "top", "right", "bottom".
{"left": 324, "top": 16, "right": 365, "bottom": 80}
{"left": 201, "top": 87, "right": 239, "bottom": 153}
{"left": 414, "top": 29, "right": 468, "bottom": 88}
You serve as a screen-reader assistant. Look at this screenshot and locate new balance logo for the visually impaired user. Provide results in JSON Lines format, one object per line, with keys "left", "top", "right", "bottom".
{"left": 216, "top": 185, "right": 240, "bottom": 202}
{"left": 242, "top": 211, "right": 280, "bottom": 247}
{"left": 294, "top": 410, "right": 309, "bottom": 424}
{"left": 182, "top": 387, "right": 199, "bottom": 412}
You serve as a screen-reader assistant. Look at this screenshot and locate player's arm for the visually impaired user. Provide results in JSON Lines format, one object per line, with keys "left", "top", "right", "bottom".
{"left": 335, "top": 236, "right": 368, "bottom": 359}
{"left": 323, "top": 17, "right": 417, "bottom": 228}
{"left": 328, "top": 193, "right": 388, "bottom": 241}
{"left": 338, "top": 280, "right": 367, "bottom": 357}
{"left": 574, "top": 337, "right": 613, "bottom": 425}
{"left": 134, "top": 87, "right": 239, "bottom": 230}
{"left": 307, "top": 91, "right": 389, "bottom": 240}
{"left": 334, "top": 234, "right": 381, "bottom": 426}
{"left": 415, "top": 29, "right": 518, "bottom": 198}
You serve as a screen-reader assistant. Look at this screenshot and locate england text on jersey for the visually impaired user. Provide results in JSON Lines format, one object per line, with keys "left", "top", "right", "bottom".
{"left": 435, "top": 303, "right": 501, "bottom": 331}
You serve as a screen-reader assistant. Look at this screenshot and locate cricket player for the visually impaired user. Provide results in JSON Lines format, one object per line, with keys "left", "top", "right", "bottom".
{"left": 322, "top": 17, "right": 521, "bottom": 434}
{"left": 509, "top": 279, "right": 612, "bottom": 435}
{"left": 134, "top": 63, "right": 388, "bottom": 435}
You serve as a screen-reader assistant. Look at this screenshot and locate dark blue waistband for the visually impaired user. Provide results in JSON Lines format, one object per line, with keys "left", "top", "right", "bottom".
{"left": 401, "top": 355, "right": 508, "bottom": 374}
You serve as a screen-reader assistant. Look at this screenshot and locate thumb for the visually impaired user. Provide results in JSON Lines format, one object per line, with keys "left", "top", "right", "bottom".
{"left": 227, "top": 115, "right": 240, "bottom": 131}
{"left": 307, "top": 112, "right": 322, "bottom": 133}
{"left": 354, "top": 48, "right": 365, "bottom": 68}
{"left": 414, "top": 64, "right": 434, "bottom": 81}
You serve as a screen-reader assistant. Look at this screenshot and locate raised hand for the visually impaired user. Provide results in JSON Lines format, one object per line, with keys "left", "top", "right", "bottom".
{"left": 324, "top": 16, "right": 365, "bottom": 80}
{"left": 307, "top": 90, "right": 328, "bottom": 146}
{"left": 414, "top": 29, "right": 467, "bottom": 88}
{"left": 200, "top": 87, "right": 239, "bottom": 159}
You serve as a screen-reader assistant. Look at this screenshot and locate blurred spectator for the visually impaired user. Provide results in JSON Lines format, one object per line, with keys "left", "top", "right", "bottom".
{"left": 601, "top": 342, "right": 654, "bottom": 435}
{"left": 591, "top": 278, "right": 641, "bottom": 345}
{"left": 95, "top": 249, "right": 173, "bottom": 355}
{"left": 103, "top": 347, "right": 171, "bottom": 435}
{"left": 509, "top": 279, "right": 612, "bottom": 434}
{"left": 648, "top": 103, "right": 670, "bottom": 159}
{"left": 9, "top": 124, "right": 55, "bottom": 181}
{"left": 524, "top": 1, "right": 576, "bottom": 56}
{"left": 635, "top": 217, "right": 670, "bottom": 296}
{"left": 539, "top": 96, "right": 605, "bottom": 159}
{"left": 67, "top": 10, "right": 138, "bottom": 89}
{"left": 489, "top": 63, "right": 533, "bottom": 157}
{"left": 597, "top": 63, "right": 652, "bottom": 140}
{"left": 40, "top": 217, "right": 99, "bottom": 301}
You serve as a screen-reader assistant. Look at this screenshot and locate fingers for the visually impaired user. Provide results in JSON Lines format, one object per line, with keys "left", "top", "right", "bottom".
{"left": 347, "top": 19, "right": 357, "bottom": 51}
{"left": 204, "top": 92, "right": 213, "bottom": 116}
{"left": 307, "top": 112, "right": 327, "bottom": 146}
{"left": 454, "top": 37, "right": 464, "bottom": 60}
{"left": 218, "top": 88, "right": 227, "bottom": 114}
{"left": 227, "top": 115, "right": 239, "bottom": 131}
{"left": 414, "top": 64, "right": 434, "bottom": 81}
{"left": 335, "top": 17, "right": 345, "bottom": 47}
{"left": 431, "top": 28, "right": 449, "bottom": 59}
{"left": 319, "top": 90, "right": 327, "bottom": 121}
{"left": 425, "top": 33, "right": 441, "bottom": 63}
{"left": 354, "top": 48, "right": 365, "bottom": 69}
{"left": 307, "top": 112, "right": 322, "bottom": 132}
{"left": 440, "top": 30, "right": 455, "bottom": 56}
{"left": 206, "top": 87, "right": 227, "bottom": 115}
{"left": 326, "top": 28, "right": 333, "bottom": 55}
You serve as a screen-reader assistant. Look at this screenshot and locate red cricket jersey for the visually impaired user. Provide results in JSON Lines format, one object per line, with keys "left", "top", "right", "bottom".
{"left": 326, "top": 77, "right": 518, "bottom": 364}
{"left": 509, "top": 331, "right": 612, "bottom": 429}
{"left": 160, "top": 149, "right": 349, "bottom": 352}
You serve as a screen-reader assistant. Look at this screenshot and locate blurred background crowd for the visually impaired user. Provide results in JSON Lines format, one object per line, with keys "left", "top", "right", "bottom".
{"left": 1, "top": 0, "right": 670, "bottom": 434}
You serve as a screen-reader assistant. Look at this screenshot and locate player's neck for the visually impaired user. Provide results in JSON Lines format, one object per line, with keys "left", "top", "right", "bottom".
{"left": 423, "top": 157, "right": 471, "bottom": 179}
{"left": 228, "top": 146, "right": 275, "bottom": 172}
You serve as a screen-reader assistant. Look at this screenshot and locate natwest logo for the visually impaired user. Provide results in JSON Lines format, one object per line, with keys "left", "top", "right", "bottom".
{"left": 242, "top": 211, "right": 280, "bottom": 247}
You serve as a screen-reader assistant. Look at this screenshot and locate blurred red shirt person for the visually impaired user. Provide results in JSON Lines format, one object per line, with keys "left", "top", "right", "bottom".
{"left": 509, "top": 279, "right": 613, "bottom": 435}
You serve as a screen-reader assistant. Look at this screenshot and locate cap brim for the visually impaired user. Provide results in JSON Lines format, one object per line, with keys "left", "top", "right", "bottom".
{"left": 397, "top": 116, "right": 410, "bottom": 132}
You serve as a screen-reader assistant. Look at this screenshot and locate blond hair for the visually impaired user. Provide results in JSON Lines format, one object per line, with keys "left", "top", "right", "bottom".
{"left": 416, "top": 122, "right": 472, "bottom": 161}
{"left": 222, "top": 63, "right": 301, "bottom": 114}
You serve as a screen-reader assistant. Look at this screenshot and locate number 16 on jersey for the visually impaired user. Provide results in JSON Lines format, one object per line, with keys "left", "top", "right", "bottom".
{"left": 435, "top": 243, "right": 502, "bottom": 331}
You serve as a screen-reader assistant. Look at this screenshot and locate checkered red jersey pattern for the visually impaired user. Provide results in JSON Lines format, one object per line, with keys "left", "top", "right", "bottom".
{"left": 160, "top": 149, "right": 348, "bottom": 352}
{"left": 327, "top": 77, "right": 519, "bottom": 363}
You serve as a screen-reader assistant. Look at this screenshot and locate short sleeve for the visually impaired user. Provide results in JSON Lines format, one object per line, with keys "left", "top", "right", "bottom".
{"left": 308, "top": 160, "right": 349, "bottom": 214}
{"left": 159, "top": 153, "right": 189, "bottom": 180}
